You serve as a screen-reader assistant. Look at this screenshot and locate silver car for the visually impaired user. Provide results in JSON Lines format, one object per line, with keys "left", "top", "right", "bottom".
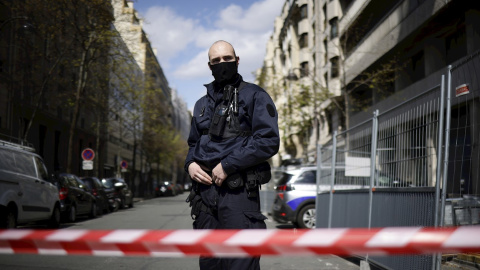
{"left": 271, "top": 166, "right": 317, "bottom": 229}
{"left": 0, "top": 140, "right": 61, "bottom": 228}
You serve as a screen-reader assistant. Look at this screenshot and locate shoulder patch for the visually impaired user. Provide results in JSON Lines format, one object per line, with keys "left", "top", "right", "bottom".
{"left": 266, "top": 104, "right": 275, "bottom": 117}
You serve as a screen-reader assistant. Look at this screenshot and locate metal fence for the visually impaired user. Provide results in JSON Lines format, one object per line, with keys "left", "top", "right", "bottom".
{"left": 315, "top": 50, "right": 480, "bottom": 270}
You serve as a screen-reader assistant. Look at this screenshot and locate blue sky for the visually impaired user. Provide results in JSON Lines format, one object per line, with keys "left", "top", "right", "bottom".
{"left": 131, "top": 0, "right": 285, "bottom": 111}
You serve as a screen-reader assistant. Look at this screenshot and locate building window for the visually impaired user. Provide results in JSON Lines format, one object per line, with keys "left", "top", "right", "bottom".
{"left": 330, "top": 56, "right": 339, "bottom": 78}
{"left": 410, "top": 50, "right": 425, "bottom": 82}
{"left": 300, "top": 4, "right": 308, "bottom": 19}
{"left": 299, "top": 33, "right": 308, "bottom": 48}
{"left": 329, "top": 17, "right": 338, "bottom": 39}
{"left": 323, "top": 4, "right": 327, "bottom": 30}
{"left": 324, "top": 72, "right": 329, "bottom": 89}
{"left": 312, "top": 23, "right": 316, "bottom": 47}
{"left": 323, "top": 39, "right": 328, "bottom": 63}
{"left": 300, "top": 62, "right": 309, "bottom": 78}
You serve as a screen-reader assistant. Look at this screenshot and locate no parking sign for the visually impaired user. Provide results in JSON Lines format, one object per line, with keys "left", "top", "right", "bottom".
{"left": 81, "top": 148, "right": 95, "bottom": 171}
{"left": 121, "top": 160, "right": 128, "bottom": 169}
{"left": 120, "top": 160, "right": 128, "bottom": 172}
{"left": 81, "top": 148, "right": 95, "bottom": 161}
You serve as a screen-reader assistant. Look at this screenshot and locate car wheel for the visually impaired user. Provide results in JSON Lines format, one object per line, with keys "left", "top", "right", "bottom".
{"left": 128, "top": 199, "right": 134, "bottom": 208}
{"left": 68, "top": 205, "right": 77, "bottom": 222}
{"left": 120, "top": 198, "right": 126, "bottom": 209}
{"left": 103, "top": 201, "right": 109, "bottom": 214}
{"left": 90, "top": 203, "right": 97, "bottom": 218}
{"left": 112, "top": 200, "right": 119, "bottom": 212}
{"left": 48, "top": 205, "right": 61, "bottom": 228}
{"left": 0, "top": 207, "right": 17, "bottom": 229}
{"left": 297, "top": 204, "right": 316, "bottom": 229}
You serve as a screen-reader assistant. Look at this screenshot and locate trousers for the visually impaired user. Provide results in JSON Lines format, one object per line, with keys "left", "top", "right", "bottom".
{"left": 193, "top": 184, "right": 266, "bottom": 270}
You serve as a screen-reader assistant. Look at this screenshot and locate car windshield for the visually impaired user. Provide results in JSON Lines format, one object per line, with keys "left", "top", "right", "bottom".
{"left": 276, "top": 172, "right": 294, "bottom": 186}
{"left": 102, "top": 179, "right": 115, "bottom": 188}
{"left": 82, "top": 179, "right": 94, "bottom": 189}
{"left": 294, "top": 170, "right": 316, "bottom": 184}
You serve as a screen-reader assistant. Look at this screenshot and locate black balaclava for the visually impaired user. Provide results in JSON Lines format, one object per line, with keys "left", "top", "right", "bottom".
{"left": 210, "top": 61, "right": 238, "bottom": 87}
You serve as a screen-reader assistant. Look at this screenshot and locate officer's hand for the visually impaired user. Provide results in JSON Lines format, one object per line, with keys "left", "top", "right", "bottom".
{"left": 212, "top": 163, "right": 228, "bottom": 186}
{"left": 188, "top": 162, "right": 212, "bottom": 185}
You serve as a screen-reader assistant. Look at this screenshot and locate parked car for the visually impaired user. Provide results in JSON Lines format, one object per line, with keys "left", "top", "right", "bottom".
{"left": 81, "top": 177, "right": 109, "bottom": 215}
{"left": 184, "top": 182, "right": 192, "bottom": 191}
{"left": 271, "top": 166, "right": 318, "bottom": 229}
{"left": 175, "top": 183, "right": 184, "bottom": 195}
{"left": 52, "top": 173, "right": 97, "bottom": 222}
{"left": 102, "top": 178, "right": 133, "bottom": 209}
{"left": 0, "top": 139, "right": 61, "bottom": 228}
{"left": 272, "top": 165, "right": 386, "bottom": 229}
{"left": 155, "top": 181, "right": 176, "bottom": 197}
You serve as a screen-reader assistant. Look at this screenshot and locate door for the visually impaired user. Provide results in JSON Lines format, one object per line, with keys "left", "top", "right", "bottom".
{"left": 13, "top": 152, "right": 46, "bottom": 222}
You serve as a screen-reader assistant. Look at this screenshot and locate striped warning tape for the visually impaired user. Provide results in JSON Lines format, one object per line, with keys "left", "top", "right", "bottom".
{"left": 0, "top": 226, "right": 479, "bottom": 257}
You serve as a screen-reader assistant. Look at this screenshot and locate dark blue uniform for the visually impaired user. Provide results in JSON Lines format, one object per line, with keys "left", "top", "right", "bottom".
{"left": 185, "top": 75, "right": 279, "bottom": 269}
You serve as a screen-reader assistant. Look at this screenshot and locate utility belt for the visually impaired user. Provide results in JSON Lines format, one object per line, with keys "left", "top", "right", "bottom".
{"left": 224, "top": 161, "right": 271, "bottom": 198}
{"left": 186, "top": 162, "right": 272, "bottom": 219}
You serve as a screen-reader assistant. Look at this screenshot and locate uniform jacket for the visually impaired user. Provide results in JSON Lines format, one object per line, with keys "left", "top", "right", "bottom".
{"left": 184, "top": 75, "right": 280, "bottom": 176}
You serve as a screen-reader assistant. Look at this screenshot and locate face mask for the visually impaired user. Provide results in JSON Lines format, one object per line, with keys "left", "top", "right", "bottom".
{"left": 210, "top": 61, "right": 238, "bottom": 85}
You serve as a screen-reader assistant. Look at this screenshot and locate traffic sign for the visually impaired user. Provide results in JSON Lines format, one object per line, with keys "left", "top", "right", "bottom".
{"left": 120, "top": 160, "right": 128, "bottom": 169}
{"left": 82, "top": 160, "right": 93, "bottom": 170}
{"left": 81, "top": 148, "right": 95, "bottom": 161}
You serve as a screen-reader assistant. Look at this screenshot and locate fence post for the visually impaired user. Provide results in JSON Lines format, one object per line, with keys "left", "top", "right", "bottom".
{"left": 434, "top": 74, "right": 446, "bottom": 227}
{"left": 368, "top": 110, "right": 379, "bottom": 229}
{"left": 433, "top": 75, "right": 446, "bottom": 270}
{"left": 440, "top": 66, "right": 452, "bottom": 227}
{"left": 315, "top": 143, "right": 322, "bottom": 228}
{"left": 433, "top": 66, "right": 453, "bottom": 270}
{"left": 328, "top": 131, "right": 337, "bottom": 228}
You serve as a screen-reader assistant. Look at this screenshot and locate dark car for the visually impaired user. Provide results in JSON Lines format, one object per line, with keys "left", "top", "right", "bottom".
{"left": 81, "top": 177, "right": 109, "bottom": 215}
{"left": 155, "top": 181, "right": 176, "bottom": 197}
{"left": 174, "top": 183, "right": 184, "bottom": 195}
{"left": 53, "top": 173, "right": 97, "bottom": 222}
{"left": 102, "top": 178, "right": 133, "bottom": 209}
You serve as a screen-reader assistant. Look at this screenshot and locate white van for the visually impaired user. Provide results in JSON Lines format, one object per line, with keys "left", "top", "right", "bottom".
{"left": 0, "top": 140, "right": 61, "bottom": 228}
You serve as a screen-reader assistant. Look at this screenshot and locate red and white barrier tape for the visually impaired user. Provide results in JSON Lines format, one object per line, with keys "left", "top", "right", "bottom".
{"left": 0, "top": 226, "right": 479, "bottom": 257}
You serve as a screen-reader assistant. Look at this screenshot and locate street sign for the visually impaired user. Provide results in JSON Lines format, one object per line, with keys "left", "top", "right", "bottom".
{"left": 81, "top": 148, "right": 95, "bottom": 161}
{"left": 82, "top": 160, "right": 93, "bottom": 170}
{"left": 121, "top": 160, "right": 128, "bottom": 169}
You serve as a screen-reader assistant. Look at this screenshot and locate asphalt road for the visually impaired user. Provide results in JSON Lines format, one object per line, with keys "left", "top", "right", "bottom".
{"left": 0, "top": 195, "right": 359, "bottom": 270}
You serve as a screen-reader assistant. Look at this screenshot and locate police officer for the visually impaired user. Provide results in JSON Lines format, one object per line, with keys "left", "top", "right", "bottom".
{"left": 185, "top": 40, "right": 280, "bottom": 270}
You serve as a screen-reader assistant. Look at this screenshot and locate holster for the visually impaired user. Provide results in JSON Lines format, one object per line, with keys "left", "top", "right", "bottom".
{"left": 224, "top": 161, "right": 272, "bottom": 198}
{"left": 225, "top": 172, "right": 244, "bottom": 189}
{"left": 185, "top": 182, "right": 212, "bottom": 219}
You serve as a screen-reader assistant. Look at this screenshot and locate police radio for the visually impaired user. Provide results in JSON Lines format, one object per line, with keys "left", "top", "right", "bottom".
{"left": 208, "top": 85, "right": 239, "bottom": 138}
{"left": 209, "top": 104, "right": 228, "bottom": 137}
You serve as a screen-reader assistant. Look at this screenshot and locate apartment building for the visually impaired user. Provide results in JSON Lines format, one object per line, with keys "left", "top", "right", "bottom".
{"left": 260, "top": 0, "right": 480, "bottom": 168}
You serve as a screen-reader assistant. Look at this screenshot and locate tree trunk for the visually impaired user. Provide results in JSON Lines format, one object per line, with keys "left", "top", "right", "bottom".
{"left": 131, "top": 135, "right": 137, "bottom": 196}
{"left": 23, "top": 46, "right": 67, "bottom": 141}
{"left": 66, "top": 48, "right": 89, "bottom": 173}
{"left": 95, "top": 112, "right": 101, "bottom": 177}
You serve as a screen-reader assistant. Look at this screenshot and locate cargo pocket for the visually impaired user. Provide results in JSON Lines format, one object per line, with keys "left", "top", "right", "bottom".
{"left": 243, "top": 211, "right": 267, "bottom": 229}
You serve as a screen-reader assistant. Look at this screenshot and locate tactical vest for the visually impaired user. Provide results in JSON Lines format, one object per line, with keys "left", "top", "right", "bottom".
{"left": 203, "top": 81, "right": 252, "bottom": 142}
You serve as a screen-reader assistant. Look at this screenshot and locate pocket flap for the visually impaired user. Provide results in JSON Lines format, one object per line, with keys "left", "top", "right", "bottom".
{"left": 243, "top": 211, "right": 267, "bottom": 221}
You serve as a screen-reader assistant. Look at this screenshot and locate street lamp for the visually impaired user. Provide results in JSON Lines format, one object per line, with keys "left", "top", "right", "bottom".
{"left": 0, "top": 16, "right": 29, "bottom": 31}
